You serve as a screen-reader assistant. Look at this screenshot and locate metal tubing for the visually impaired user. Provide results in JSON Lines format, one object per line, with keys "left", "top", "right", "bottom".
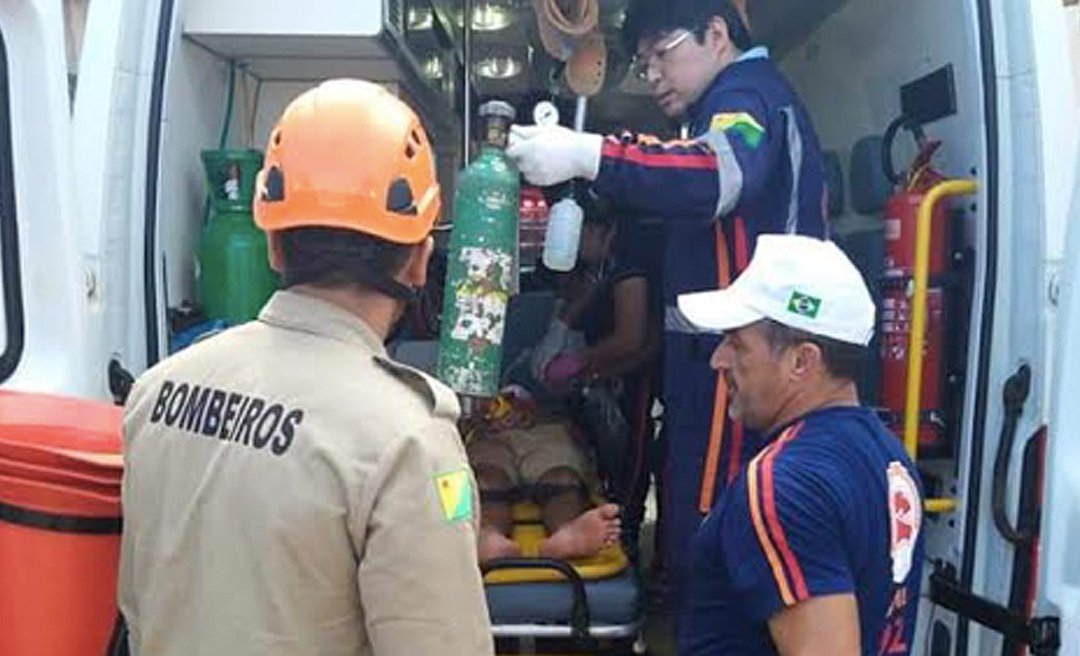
{"left": 573, "top": 95, "right": 588, "bottom": 132}
{"left": 906, "top": 179, "right": 977, "bottom": 515}
{"left": 904, "top": 179, "right": 978, "bottom": 457}
{"left": 925, "top": 498, "right": 959, "bottom": 514}
{"left": 463, "top": 0, "right": 473, "bottom": 162}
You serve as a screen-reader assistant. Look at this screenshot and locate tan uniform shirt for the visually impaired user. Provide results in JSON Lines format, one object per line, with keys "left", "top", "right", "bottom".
{"left": 119, "top": 291, "right": 493, "bottom": 656}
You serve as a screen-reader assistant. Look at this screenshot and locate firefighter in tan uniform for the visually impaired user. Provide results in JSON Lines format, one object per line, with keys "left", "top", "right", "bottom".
{"left": 119, "top": 79, "right": 493, "bottom": 656}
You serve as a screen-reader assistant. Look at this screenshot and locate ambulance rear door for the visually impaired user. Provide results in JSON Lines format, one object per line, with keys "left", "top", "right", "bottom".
{"left": 1038, "top": 136, "right": 1080, "bottom": 655}
{"left": 0, "top": 1, "right": 91, "bottom": 395}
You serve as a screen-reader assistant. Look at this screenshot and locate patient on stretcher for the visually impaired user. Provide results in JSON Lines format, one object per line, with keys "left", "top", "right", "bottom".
{"left": 464, "top": 387, "right": 622, "bottom": 565}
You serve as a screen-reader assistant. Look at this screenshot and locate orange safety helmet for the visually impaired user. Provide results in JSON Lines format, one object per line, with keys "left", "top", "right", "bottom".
{"left": 254, "top": 79, "right": 440, "bottom": 244}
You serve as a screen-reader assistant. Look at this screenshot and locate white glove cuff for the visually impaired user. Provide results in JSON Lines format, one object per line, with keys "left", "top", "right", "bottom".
{"left": 578, "top": 133, "right": 603, "bottom": 181}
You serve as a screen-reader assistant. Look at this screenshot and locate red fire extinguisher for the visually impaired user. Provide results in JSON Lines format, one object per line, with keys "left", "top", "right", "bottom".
{"left": 878, "top": 117, "right": 950, "bottom": 452}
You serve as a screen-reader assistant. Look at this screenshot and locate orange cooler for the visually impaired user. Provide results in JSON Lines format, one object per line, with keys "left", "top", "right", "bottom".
{"left": 0, "top": 391, "right": 124, "bottom": 656}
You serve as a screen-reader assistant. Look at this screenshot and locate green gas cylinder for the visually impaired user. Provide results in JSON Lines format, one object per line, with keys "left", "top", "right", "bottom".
{"left": 436, "top": 101, "right": 520, "bottom": 398}
{"left": 199, "top": 149, "right": 278, "bottom": 323}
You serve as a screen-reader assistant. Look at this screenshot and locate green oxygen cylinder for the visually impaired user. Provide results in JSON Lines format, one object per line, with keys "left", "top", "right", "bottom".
{"left": 199, "top": 149, "right": 278, "bottom": 323}
{"left": 436, "top": 100, "right": 520, "bottom": 398}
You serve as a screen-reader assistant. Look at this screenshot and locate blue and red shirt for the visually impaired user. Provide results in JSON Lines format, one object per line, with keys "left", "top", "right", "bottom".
{"left": 680, "top": 406, "right": 925, "bottom": 656}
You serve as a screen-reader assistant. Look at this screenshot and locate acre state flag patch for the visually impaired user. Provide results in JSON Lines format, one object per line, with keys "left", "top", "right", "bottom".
{"left": 434, "top": 469, "right": 474, "bottom": 522}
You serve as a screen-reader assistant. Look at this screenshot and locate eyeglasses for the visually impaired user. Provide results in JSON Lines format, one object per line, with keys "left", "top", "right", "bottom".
{"left": 630, "top": 30, "right": 693, "bottom": 81}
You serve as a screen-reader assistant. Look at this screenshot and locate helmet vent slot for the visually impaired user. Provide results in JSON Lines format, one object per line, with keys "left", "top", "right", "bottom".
{"left": 387, "top": 178, "right": 418, "bottom": 215}
{"left": 263, "top": 166, "right": 286, "bottom": 202}
{"left": 405, "top": 128, "right": 424, "bottom": 159}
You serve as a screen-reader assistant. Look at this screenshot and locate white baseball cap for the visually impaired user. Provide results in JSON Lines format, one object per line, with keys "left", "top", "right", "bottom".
{"left": 677, "top": 235, "right": 876, "bottom": 346}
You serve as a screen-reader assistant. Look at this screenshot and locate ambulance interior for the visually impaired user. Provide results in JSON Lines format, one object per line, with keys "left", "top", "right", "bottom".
{"left": 130, "top": 0, "right": 1046, "bottom": 653}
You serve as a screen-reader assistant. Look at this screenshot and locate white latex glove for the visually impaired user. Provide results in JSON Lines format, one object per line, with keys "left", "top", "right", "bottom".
{"left": 506, "top": 124, "right": 604, "bottom": 187}
{"left": 530, "top": 318, "right": 571, "bottom": 379}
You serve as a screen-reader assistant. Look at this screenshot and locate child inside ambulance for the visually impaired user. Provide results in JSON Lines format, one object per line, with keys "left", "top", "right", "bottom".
{"left": 465, "top": 193, "right": 662, "bottom": 567}
{"left": 465, "top": 387, "right": 623, "bottom": 565}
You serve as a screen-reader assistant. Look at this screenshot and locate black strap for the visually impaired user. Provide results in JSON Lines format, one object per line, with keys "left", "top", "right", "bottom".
{"left": 282, "top": 262, "right": 417, "bottom": 302}
{"left": 0, "top": 499, "right": 122, "bottom": 535}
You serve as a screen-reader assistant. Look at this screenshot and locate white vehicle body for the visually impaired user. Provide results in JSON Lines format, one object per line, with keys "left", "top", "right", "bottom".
{"left": 1, "top": 0, "right": 1077, "bottom": 653}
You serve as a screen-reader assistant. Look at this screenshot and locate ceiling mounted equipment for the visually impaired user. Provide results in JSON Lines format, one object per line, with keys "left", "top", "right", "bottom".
{"left": 533, "top": 0, "right": 599, "bottom": 62}
{"left": 565, "top": 31, "right": 607, "bottom": 96}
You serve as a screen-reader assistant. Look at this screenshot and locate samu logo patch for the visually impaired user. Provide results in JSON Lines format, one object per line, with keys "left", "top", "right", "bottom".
{"left": 887, "top": 462, "right": 922, "bottom": 583}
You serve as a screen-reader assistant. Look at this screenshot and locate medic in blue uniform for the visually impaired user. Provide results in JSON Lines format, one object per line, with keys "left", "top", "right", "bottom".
{"left": 681, "top": 409, "right": 925, "bottom": 656}
{"left": 594, "top": 47, "right": 831, "bottom": 608}
{"left": 676, "top": 235, "right": 925, "bottom": 656}
{"left": 506, "top": 0, "right": 830, "bottom": 610}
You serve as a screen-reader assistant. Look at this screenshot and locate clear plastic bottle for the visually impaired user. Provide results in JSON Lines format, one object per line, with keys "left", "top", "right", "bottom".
{"left": 542, "top": 196, "right": 584, "bottom": 272}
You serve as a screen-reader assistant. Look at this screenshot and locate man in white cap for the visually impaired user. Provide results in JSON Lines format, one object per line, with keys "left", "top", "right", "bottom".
{"left": 674, "top": 235, "right": 925, "bottom": 656}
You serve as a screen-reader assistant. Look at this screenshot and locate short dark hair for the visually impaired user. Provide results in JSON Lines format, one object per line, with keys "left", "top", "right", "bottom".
{"left": 761, "top": 319, "right": 867, "bottom": 383}
{"left": 623, "top": 0, "right": 754, "bottom": 52}
{"left": 277, "top": 227, "right": 414, "bottom": 297}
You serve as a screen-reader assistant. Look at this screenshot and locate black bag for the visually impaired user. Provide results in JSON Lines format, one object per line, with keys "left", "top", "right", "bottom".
{"left": 568, "top": 378, "right": 630, "bottom": 500}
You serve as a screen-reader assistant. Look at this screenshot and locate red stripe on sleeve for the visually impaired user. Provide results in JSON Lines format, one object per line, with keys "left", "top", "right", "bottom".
{"left": 761, "top": 423, "right": 811, "bottom": 602}
{"left": 602, "top": 140, "right": 718, "bottom": 170}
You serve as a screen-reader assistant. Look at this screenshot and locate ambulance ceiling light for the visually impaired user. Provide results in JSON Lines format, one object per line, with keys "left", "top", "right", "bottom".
{"left": 422, "top": 56, "right": 445, "bottom": 80}
{"left": 475, "top": 55, "right": 522, "bottom": 79}
{"left": 453, "top": 2, "right": 513, "bottom": 31}
{"left": 408, "top": 6, "right": 434, "bottom": 30}
{"left": 472, "top": 3, "right": 512, "bottom": 31}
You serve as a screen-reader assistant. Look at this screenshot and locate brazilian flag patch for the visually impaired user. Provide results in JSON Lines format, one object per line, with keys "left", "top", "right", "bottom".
{"left": 787, "top": 291, "right": 822, "bottom": 319}
{"left": 434, "top": 469, "right": 474, "bottom": 523}
{"left": 710, "top": 112, "right": 766, "bottom": 149}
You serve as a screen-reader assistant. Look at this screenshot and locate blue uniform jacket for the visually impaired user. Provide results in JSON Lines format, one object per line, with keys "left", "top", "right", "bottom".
{"left": 593, "top": 48, "right": 829, "bottom": 310}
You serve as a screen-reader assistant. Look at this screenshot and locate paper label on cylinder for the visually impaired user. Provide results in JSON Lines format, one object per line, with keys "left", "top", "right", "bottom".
{"left": 437, "top": 246, "right": 513, "bottom": 397}
{"left": 449, "top": 248, "right": 512, "bottom": 346}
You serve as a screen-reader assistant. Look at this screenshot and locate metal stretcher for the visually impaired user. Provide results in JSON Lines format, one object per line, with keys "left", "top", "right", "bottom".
{"left": 482, "top": 503, "right": 645, "bottom": 655}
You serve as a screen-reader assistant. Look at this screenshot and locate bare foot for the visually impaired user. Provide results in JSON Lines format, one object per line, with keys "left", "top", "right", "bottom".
{"left": 479, "top": 528, "right": 521, "bottom": 565}
{"left": 539, "top": 504, "right": 622, "bottom": 560}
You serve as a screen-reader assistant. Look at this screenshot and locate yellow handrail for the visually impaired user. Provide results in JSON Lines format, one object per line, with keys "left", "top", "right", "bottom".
{"left": 924, "top": 498, "right": 958, "bottom": 514}
{"left": 905, "top": 179, "right": 977, "bottom": 513}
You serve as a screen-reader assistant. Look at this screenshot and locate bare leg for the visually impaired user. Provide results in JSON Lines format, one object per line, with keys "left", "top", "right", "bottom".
{"left": 536, "top": 467, "right": 622, "bottom": 560}
{"left": 475, "top": 465, "right": 521, "bottom": 565}
{"left": 536, "top": 467, "right": 590, "bottom": 534}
